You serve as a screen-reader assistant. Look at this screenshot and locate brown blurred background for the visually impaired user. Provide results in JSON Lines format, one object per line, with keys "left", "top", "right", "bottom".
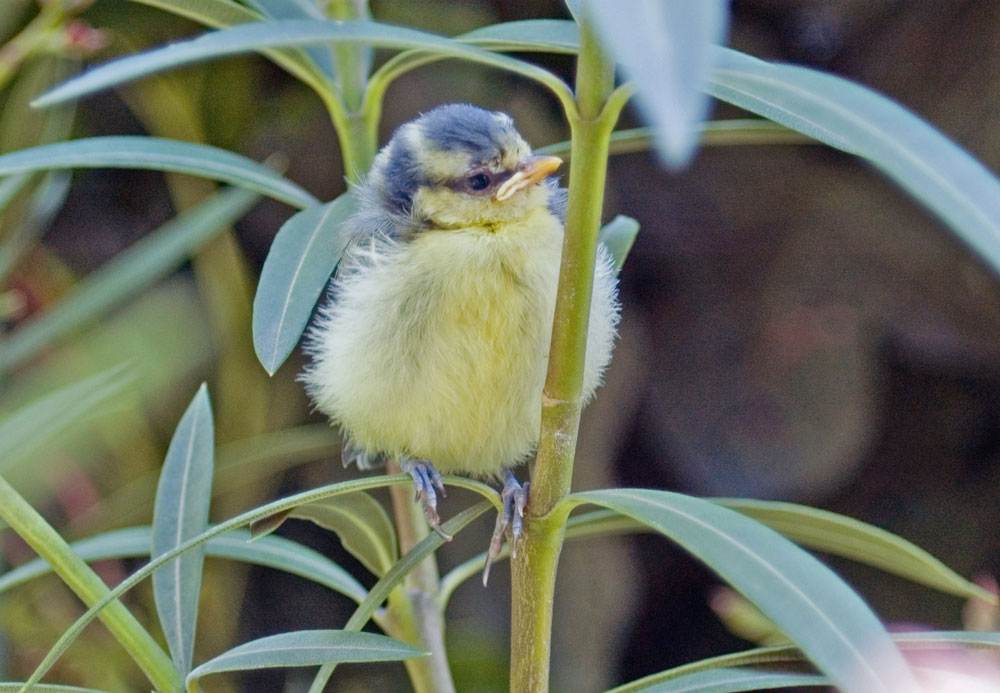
{"left": 3, "top": 0, "right": 1000, "bottom": 691}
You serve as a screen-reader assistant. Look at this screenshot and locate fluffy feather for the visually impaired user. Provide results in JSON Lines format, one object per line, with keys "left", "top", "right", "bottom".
{"left": 301, "top": 104, "right": 619, "bottom": 478}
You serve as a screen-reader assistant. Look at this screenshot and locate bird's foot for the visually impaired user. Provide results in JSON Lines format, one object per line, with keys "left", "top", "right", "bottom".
{"left": 483, "top": 470, "right": 529, "bottom": 586}
{"left": 401, "top": 458, "right": 451, "bottom": 541}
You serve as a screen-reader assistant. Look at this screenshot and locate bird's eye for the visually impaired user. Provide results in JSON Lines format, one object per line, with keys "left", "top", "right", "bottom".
{"left": 467, "top": 173, "right": 491, "bottom": 191}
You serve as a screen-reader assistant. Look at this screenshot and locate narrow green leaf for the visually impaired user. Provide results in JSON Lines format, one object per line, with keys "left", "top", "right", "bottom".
{"left": 0, "top": 172, "right": 72, "bottom": 283}
{"left": 570, "top": 489, "right": 918, "bottom": 693}
{"left": 0, "top": 684, "right": 112, "bottom": 692}
{"left": 252, "top": 190, "right": 359, "bottom": 375}
{"left": 33, "top": 20, "right": 571, "bottom": 109}
{"left": 127, "top": 0, "right": 335, "bottom": 95}
{"left": 0, "top": 526, "right": 367, "bottom": 604}
{"left": 23, "top": 474, "right": 416, "bottom": 687}
{"left": 186, "top": 630, "right": 424, "bottom": 689}
{"left": 0, "top": 186, "right": 258, "bottom": 372}
{"left": 152, "top": 384, "right": 215, "bottom": 675}
{"left": 129, "top": 0, "right": 262, "bottom": 27}
{"left": 288, "top": 492, "right": 398, "bottom": 576}
{"left": 0, "top": 137, "right": 316, "bottom": 209}
{"left": 598, "top": 215, "right": 639, "bottom": 272}
{"left": 608, "top": 631, "right": 1000, "bottom": 693}
{"left": 0, "top": 366, "right": 131, "bottom": 470}
{"left": 241, "top": 0, "right": 337, "bottom": 80}
{"left": 586, "top": 0, "right": 729, "bottom": 167}
{"left": 717, "top": 498, "right": 994, "bottom": 603}
{"left": 308, "top": 501, "right": 490, "bottom": 690}
{"left": 708, "top": 47, "right": 1000, "bottom": 277}
{"left": 612, "top": 667, "right": 827, "bottom": 693}
{"left": 249, "top": 508, "right": 293, "bottom": 539}
{"left": 458, "top": 19, "right": 580, "bottom": 54}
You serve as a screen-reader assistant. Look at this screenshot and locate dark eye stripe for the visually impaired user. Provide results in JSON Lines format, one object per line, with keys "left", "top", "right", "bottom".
{"left": 443, "top": 168, "right": 515, "bottom": 195}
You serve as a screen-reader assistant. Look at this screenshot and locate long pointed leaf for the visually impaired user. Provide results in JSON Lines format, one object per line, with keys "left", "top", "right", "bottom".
{"left": 570, "top": 489, "right": 918, "bottom": 693}
{"left": 613, "top": 667, "right": 827, "bottom": 693}
{"left": 708, "top": 47, "right": 1000, "bottom": 277}
{"left": 0, "top": 366, "right": 131, "bottom": 470}
{"left": 152, "top": 384, "right": 215, "bottom": 674}
{"left": 0, "top": 186, "right": 258, "bottom": 372}
{"left": 586, "top": 0, "right": 729, "bottom": 167}
{"left": 0, "top": 137, "right": 317, "bottom": 208}
{"left": 33, "top": 20, "right": 571, "bottom": 109}
{"left": 608, "top": 631, "right": 1000, "bottom": 693}
{"left": 0, "top": 684, "right": 112, "bottom": 692}
{"left": 252, "top": 190, "right": 359, "bottom": 374}
{"left": 186, "top": 630, "right": 424, "bottom": 689}
{"left": 0, "top": 527, "right": 366, "bottom": 603}
{"left": 598, "top": 215, "right": 639, "bottom": 272}
{"left": 716, "top": 498, "right": 994, "bottom": 603}
{"left": 287, "top": 493, "right": 398, "bottom": 576}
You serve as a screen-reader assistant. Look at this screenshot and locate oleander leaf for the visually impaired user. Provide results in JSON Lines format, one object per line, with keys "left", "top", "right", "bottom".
{"left": 610, "top": 667, "right": 827, "bottom": 693}
{"left": 708, "top": 47, "right": 1000, "bottom": 277}
{"left": 569, "top": 489, "right": 918, "bottom": 692}
{"left": 586, "top": 0, "right": 729, "bottom": 167}
{"left": 0, "top": 526, "right": 367, "bottom": 603}
{"left": 252, "top": 190, "right": 359, "bottom": 374}
{"left": 185, "top": 630, "right": 424, "bottom": 688}
{"left": 598, "top": 215, "right": 639, "bottom": 272}
{"left": 0, "top": 186, "right": 258, "bottom": 372}
{"left": 0, "top": 137, "right": 317, "bottom": 208}
{"left": 717, "top": 498, "right": 994, "bottom": 603}
{"left": 152, "top": 384, "right": 214, "bottom": 674}
{"left": 34, "top": 20, "right": 569, "bottom": 109}
{"left": 287, "top": 493, "right": 398, "bottom": 576}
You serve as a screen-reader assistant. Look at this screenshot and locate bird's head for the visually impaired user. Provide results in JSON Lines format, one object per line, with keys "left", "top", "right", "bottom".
{"left": 367, "top": 104, "right": 562, "bottom": 230}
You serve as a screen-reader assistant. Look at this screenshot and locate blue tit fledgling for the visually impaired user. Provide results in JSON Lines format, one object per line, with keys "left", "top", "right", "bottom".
{"left": 301, "top": 103, "right": 619, "bottom": 565}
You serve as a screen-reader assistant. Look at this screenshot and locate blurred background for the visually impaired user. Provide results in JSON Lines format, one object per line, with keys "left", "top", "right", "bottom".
{"left": 1, "top": 0, "right": 999, "bottom": 691}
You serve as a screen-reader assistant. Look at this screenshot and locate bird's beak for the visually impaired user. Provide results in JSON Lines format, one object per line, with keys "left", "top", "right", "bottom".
{"left": 494, "top": 155, "right": 563, "bottom": 201}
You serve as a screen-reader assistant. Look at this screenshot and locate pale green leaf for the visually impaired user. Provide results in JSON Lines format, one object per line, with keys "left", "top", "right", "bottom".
{"left": 608, "top": 631, "right": 1000, "bottom": 693}
{"left": 185, "top": 630, "right": 424, "bottom": 689}
{"left": 288, "top": 492, "right": 398, "bottom": 576}
{"left": 252, "top": 190, "right": 359, "bottom": 375}
{"left": 0, "top": 684, "right": 112, "bottom": 692}
{"left": 0, "top": 527, "right": 366, "bottom": 604}
{"left": 717, "top": 498, "right": 994, "bottom": 603}
{"left": 612, "top": 667, "right": 826, "bottom": 693}
{"left": 33, "top": 20, "right": 570, "bottom": 109}
{"left": 240, "top": 0, "right": 336, "bottom": 79}
{"left": 458, "top": 19, "right": 580, "bottom": 53}
{"left": 586, "top": 0, "right": 729, "bottom": 167}
{"left": 0, "top": 366, "right": 131, "bottom": 471}
{"left": 0, "top": 137, "right": 317, "bottom": 208}
{"left": 152, "top": 384, "right": 215, "bottom": 674}
{"left": 570, "top": 489, "right": 918, "bottom": 692}
{"left": 598, "top": 215, "right": 639, "bottom": 272}
{"left": 23, "top": 474, "right": 416, "bottom": 687}
{"left": 0, "top": 186, "right": 258, "bottom": 372}
{"left": 708, "top": 47, "right": 1000, "bottom": 277}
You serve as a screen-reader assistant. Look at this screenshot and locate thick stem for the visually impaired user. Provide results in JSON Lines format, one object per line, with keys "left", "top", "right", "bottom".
{"left": 510, "top": 18, "right": 621, "bottom": 693}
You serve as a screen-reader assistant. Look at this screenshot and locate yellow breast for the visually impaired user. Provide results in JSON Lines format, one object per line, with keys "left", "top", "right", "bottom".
{"left": 303, "top": 206, "right": 565, "bottom": 477}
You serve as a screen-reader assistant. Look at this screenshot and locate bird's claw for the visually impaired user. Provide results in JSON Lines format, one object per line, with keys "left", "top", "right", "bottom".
{"left": 403, "top": 459, "right": 451, "bottom": 540}
{"left": 483, "top": 472, "right": 529, "bottom": 586}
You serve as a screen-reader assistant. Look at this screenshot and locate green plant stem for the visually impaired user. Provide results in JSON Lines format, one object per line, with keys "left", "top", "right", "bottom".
{"left": 0, "top": 474, "right": 182, "bottom": 692}
{"left": 326, "top": 0, "right": 369, "bottom": 111}
{"left": 385, "top": 477, "right": 455, "bottom": 693}
{"left": 0, "top": 1, "right": 62, "bottom": 93}
{"left": 510, "top": 18, "right": 622, "bottom": 693}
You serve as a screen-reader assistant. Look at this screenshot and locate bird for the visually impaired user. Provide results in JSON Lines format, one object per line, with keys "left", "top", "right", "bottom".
{"left": 301, "top": 103, "right": 619, "bottom": 575}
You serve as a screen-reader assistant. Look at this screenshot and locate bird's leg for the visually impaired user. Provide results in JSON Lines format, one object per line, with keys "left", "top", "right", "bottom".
{"left": 483, "top": 470, "right": 529, "bottom": 586}
{"left": 399, "top": 456, "right": 451, "bottom": 540}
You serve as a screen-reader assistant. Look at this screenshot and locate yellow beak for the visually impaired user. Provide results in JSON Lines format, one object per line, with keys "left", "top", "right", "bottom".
{"left": 494, "top": 155, "right": 563, "bottom": 201}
